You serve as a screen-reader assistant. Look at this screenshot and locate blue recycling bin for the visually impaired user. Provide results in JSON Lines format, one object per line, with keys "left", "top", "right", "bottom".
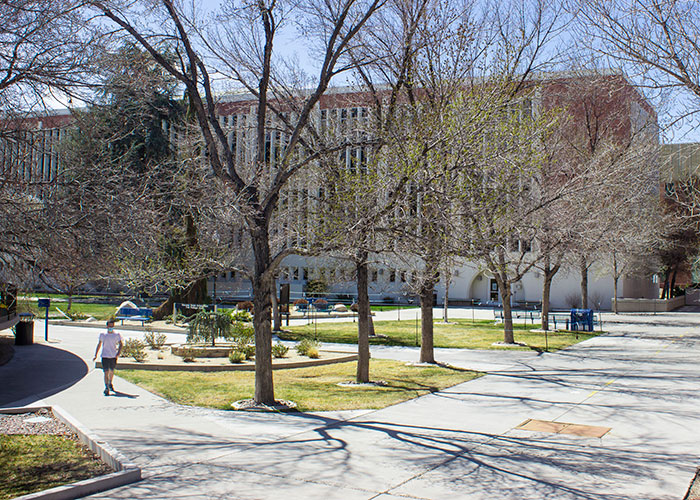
{"left": 570, "top": 309, "right": 593, "bottom": 332}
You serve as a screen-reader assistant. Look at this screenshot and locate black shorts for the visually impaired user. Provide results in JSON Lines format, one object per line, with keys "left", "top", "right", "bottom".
{"left": 101, "top": 358, "right": 117, "bottom": 371}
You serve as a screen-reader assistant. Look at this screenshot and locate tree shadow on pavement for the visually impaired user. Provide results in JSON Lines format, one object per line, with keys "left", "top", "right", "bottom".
{"left": 0, "top": 343, "right": 88, "bottom": 407}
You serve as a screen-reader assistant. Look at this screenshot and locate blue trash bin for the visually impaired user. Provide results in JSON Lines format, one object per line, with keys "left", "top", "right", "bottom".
{"left": 570, "top": 309, "right": 593, "bottom": 332}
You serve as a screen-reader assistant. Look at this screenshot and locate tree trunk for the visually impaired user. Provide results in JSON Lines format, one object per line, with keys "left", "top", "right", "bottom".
{"left": 670, "top": 265, "right": 678, "bottom": 297}
{"left": 67, "top": 293, "right": 73, "bottom": 312}
{"left": 419, "top": 283, "right": 435, "bottom": 363}
{"left": 152, "top": 278, "right": 208, "bottom": 320}
{"left": 613, "top": 253, "right": 619, "bottom": 314}
{"left": 271, "top": 286, "right": 281, "bottom": 332}
{"left": 500, "top": 282, "right": 515, "bottom": 344}
{"left": 251, "top": 228, "right": 274, "bottom": 404}
{"left": 442, "top": 275, "right": 450, "bottom": 323}
{"left": 356, "top": 256, "right": 371, "bottom": 383}
{"left": 541, "top": 274, "right": 552, "bottom": 331}
{"left": 541, "top": 258, "right": 561, "bottom": 331}
{"left": 579, "top": 256, "right": 588, "bottom": 309}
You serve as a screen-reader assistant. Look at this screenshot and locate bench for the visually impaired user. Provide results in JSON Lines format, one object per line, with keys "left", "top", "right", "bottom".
{"left": 116, "top": 307, "right": 153, "bottom": 326}
{"left": 547, "top": 312, "right": 570, "bottom": 330}
{"left": 493, "top": 308, "right": 541, "bottom": 326}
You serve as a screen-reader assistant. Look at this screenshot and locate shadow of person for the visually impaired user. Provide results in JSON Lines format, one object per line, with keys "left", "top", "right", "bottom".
{"left": 110, "top": 390, "right": 140, "bottom": 399}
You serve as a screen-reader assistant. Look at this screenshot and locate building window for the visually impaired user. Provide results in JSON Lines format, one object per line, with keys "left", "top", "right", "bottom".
{"left": 303, "top": 268, "right": 309, "bottom": 280}
{"left": 293, "top": 268, "right": 299, "bottom": 281}
{"left": 371, "top": 270, "right": 378, "bottom": 282}
{"left": 389, "top": 270, "right": 396, "bottom": 283}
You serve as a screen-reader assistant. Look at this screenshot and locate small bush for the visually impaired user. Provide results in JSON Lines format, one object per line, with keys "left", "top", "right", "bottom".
{"left": 350, "top": 302, "right": 359, "bottom": 312}
{"left": 296, "top": 337, "right": 321, "bottom": 357}
{"left": 241, "top": 344, "right": 255, "bottom": 360}
{"left": 306, "top": 347, "right": 320, "bottom": 359}
{"left": 236, "top": 301, "right": 254, "bottom": 312}
{"left": 66, "top": 311, "right": 88, "bottom": 321}
{"left": 293, "top": 298, "right": 308, "bottom": 306}
{"left": 565, "top": 293, "right": 581, "bottom": 309}
{"left": 314, "top": 298, "right": 328, "bottom": 307}
{"left": 122, "top": 338, "right": 147, "bottom": 362}
{"left": 230, "top": 310, "right": 252, "bottom": 323}
{"left": 132, "top": 350, "right": 147, "bottom": 362}
{"left": 179, "top": 347, "right": 197, "bottom": 362}
{"left": 272, "top": 342, "right": 289, "bottom": 358}
{"left": 144, "top": 331, "right": 168, "bottom": 350}
{"left": 229, "top": 349, "right": 245, "bottom": 363}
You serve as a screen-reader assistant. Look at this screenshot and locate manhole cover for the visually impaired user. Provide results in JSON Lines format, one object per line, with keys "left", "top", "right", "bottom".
{"left": 516, "top": 419, "right": 611, "bottom": 438}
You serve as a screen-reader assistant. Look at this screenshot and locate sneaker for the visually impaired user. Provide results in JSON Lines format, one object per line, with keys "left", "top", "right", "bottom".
{"left": 104, "top": 388, "right": 109, "bottom": 396}
{"left": 109, "top": 384, "right": 114, "bottom": 392}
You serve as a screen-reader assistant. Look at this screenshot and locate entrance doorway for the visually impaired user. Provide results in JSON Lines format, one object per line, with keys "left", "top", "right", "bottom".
{"left": 489, "top": 279, "right": 499, "bottom": 302}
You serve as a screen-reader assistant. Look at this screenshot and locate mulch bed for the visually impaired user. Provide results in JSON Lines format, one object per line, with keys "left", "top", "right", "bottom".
{"left": 0, "top": 408, "right": 72, "bottom": 436}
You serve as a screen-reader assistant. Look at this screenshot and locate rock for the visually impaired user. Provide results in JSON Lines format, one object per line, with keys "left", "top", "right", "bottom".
{"left": 333, "top": 304, "right": 348, "bottom": 312}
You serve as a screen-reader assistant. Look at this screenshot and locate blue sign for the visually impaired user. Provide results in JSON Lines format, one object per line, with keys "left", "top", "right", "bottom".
{"left": 37, "top": 298, "right": 50, "bottom": 308}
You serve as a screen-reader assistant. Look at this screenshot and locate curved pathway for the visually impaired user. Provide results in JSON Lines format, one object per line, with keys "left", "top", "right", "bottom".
{"left": 0, "top": 309, "right": 698, "bottom": 499}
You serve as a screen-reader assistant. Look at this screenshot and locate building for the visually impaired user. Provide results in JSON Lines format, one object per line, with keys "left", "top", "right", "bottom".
{"left": 210, "top": 72, "right": 661, "bottom": 310}
{"left": 1, "top": 72, "right": 663, "bottom": 310}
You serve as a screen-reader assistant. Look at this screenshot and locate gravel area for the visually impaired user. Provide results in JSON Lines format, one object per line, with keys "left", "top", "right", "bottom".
{"left": 0, "top": 408, "right": 73, "bottom": 436}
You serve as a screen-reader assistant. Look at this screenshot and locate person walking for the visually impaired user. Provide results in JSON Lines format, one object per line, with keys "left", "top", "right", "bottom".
{"left": 93, "top": 318, "right": 123, "bottom": 396}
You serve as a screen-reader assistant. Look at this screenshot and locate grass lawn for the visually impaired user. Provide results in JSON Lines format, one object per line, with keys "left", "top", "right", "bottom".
{"left": 0, "top": 435, "right": 113, "bottom": 500}
{"left": 119, "top": 359, "right": 481, "bottom": 412}
{"left": 17, "top": 300, "right": 117, "bottom": 320}
{"left": 279, "top": 318, "right": 599, "bottom": 352}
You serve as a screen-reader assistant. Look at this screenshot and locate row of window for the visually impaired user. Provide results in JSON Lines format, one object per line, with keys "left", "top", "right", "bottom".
{"left": 215, "top": 266, "right": 460, "bottom": 283}
{"left": 0, "top": 128, "right": 63, "bottom": 184}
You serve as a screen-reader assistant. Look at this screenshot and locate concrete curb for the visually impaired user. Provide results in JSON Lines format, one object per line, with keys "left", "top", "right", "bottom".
{"left": 2, "top": 405, "right": 141, "bottom": 500}
{"left": 101, "top": 351, "right": 359, "bottom": 371}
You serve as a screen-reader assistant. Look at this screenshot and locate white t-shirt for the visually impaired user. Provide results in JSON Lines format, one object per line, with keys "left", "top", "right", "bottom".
{"left": 99, "top": 331, "right": 123, "bottom": 358}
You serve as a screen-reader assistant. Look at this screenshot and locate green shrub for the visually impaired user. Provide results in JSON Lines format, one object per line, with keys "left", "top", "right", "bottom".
{"left": 122, "top": 338, "right": 147, "bottom": 362}
{"left": 143, "top": 331, "right": 168, "bottom": 350}
{"left": 188, "top": 311, "right": 233, "bottom": 347}
{"left": 272, "top": 342, "right": 289, "bottom": 358}
{"left": 304, "top": 278, "right": 328, "bottom": 296}
{"left": 296, "top": 337, "right": 321, "bottom": 357}
{"left": 229, "top": 349, "right": 245, "bottom": 363}
{"left": 230, "top": 310, "right": 252, "bottom": 323}
{"left": 232, "top": 321, "right": 254, "bottom": 345}
{"left": 241, "top": 344, "right": 255, "bottom": 360}
{"left": 306, "top": 347, "right": 320, "bottom": 359}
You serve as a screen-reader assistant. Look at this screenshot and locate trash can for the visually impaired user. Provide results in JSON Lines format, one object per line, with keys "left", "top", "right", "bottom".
{"left": 15, "top": 313, "right": 35, "bottom": 345}
{"left": 570, "top": 309, "right": 593, "bottom": 332}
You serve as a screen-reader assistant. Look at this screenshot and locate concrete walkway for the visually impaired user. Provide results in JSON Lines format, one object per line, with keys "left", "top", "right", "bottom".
{"left": 1, "top": 309, "right": 699, "bottom": 499}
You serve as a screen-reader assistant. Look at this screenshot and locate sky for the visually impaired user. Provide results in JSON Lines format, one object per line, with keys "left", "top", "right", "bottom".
{"left": 44, "top": 0, "right": 700, "bottom": 145}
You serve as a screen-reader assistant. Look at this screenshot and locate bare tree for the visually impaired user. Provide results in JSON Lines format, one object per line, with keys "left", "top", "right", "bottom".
{"left": 0, "top": 0, "right": 97, "bottom": 286}
{"left": 86, "top": 0, "right": 384, "bottom": 404}
{"left": 575, "top": 0, "right": 700, "bottom": 130}
{"left": 458, "top": 87, "right": 561, "bottom": 344}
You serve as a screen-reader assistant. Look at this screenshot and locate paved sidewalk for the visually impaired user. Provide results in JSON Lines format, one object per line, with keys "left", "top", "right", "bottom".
{"left": 1, "top": 310, "right": 699, "bottom": 499}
